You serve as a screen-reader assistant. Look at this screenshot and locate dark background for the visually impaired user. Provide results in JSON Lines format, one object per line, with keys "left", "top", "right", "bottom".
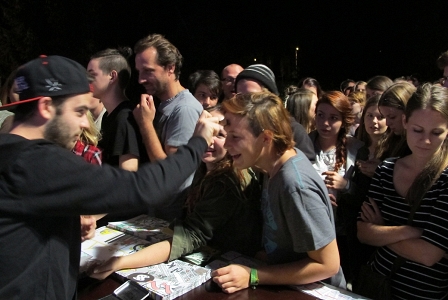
{"left": 1, "top": 0, "right": 447, "bottom": 96}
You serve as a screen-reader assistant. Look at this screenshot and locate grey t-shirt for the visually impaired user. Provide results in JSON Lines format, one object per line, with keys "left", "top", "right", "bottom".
{"left": 262, "top": 148, "right": 346, "bottom": 288}
{"left": 153, "top": 89, "right": 203, "bottom": 220}
{"left": 155, "top": 89, "right": 203, "bottom": 148}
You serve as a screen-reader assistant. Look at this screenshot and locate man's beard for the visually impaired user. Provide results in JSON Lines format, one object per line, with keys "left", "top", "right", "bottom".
{"left": 44, "top": 115, "right": 77, "bottom": 150}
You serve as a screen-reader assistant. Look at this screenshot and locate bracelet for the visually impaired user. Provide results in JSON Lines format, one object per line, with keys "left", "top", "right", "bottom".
{"left": 249, "top": 268, "right": 259, "bottom": 289}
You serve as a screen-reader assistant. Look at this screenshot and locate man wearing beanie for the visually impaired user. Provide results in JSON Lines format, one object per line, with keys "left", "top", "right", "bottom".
{"left": 235, "top": 64, "right": 315, "bottom": 162}
{"left": 0, "top": 55, "right": 220, "bottom": 300}
{"left": 235, "top": 64, "right": 279, "bottom": 95}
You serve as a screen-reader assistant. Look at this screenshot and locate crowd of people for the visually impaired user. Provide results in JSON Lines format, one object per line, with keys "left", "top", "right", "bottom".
{"left": 1, "top": 33, "right": 448, "bottom": 300}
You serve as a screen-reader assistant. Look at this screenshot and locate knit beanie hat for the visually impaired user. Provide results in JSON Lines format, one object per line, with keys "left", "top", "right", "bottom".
{"left": 235, "top": 64, "right": 279, "bottom": 95}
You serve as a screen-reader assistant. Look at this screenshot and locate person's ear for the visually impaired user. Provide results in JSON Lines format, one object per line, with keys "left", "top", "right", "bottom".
{"left": 109, "top": 70, "right": 118, "bottom": 83}
{"left": 37, "top": 97, "right": 55, "bottom": 120}
{"left": 261, "top": 129, "right": 274, "bottom": 144}
{"left": 166, "top": 64, "right": 175, "bottom": 76}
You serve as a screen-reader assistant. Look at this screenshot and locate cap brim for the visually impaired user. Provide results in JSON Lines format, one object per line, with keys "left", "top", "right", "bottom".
{"left": 0, "top": 97, "right": 43, "bottom": 111}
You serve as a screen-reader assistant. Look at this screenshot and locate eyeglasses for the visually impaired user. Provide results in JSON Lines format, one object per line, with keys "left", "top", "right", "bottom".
{"left": 221, "top": 77, "right": 236, "bottom": 84}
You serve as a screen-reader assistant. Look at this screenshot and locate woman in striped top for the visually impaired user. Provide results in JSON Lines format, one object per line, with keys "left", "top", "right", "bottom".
{"left": 357, "top": 83, "right": 448, "bottom": 299}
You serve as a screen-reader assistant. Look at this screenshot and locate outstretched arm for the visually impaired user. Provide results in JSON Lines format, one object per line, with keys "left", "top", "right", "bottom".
{"left": 89, "top": 240, "right": 172, "bottom": 280}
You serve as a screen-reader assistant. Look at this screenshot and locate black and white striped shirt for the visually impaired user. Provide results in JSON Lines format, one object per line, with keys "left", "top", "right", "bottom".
{"left": 366, "top": 158, "right": 448, "bottom": 299}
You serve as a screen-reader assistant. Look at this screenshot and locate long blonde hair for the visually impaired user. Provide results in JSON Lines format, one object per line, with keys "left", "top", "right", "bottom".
{"left": 405, "top": 83, "right": 448, "bottom": 206}
{"left": 79, "top": 111, "right": 101, "bottom": 146}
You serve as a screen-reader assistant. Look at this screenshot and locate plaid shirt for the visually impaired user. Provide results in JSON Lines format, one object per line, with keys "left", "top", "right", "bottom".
{"left": 72, "top": 140, "right": 102, "bottom": 165}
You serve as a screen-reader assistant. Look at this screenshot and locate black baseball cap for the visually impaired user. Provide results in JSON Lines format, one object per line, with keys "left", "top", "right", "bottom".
{"left": 0, "top": 55, "right": 91, "bottom": 111}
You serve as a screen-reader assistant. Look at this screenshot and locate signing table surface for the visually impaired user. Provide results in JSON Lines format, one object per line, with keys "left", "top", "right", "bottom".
{"left": 77, "top": 276, "right": 318, "bottom": 300}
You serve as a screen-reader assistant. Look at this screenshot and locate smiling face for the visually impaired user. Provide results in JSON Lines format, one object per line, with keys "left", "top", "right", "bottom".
{"left": 315, "top": 103, "right": 343, "bottom": 140}
{"left": 379, "top": 105, "right": 404, "bottom": 135}
{"left": 364, "top": 105, "right": 387, "bottom": 137}
{"left": 223, "top": 112, "right": 264, "bottom": 170}
{"left": 135, "top": 47, "right": 171, "bottom": 99}
{"left": 404, "top": 108, "right": 448, "bottom": 162}
{"left": 202, "top": 110, "right": 227, "bottom": 167}
{"left": 194, "top": 83, "right": 218, "bottom": 109}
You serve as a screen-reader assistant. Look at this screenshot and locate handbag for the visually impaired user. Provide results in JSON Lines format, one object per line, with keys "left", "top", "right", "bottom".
{"left": 354, "top": 199, "right": 421, "bottom": 300}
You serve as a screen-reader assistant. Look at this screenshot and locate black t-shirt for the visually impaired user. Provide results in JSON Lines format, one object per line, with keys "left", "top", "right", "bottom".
{"left": 99, "top": 101, "right": 149, "bottom": 167}
{"left": 0, "top": 134, "right": 206, "bottom": 299}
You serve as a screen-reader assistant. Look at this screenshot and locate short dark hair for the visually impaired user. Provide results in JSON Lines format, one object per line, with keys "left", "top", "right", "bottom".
{"left": 90, "top": 47, "right": 132, "bottom": 91}
{"left": 13, "top": 95, "right": 68, "bottom": 123}
{"left": 134, "top": 34, "right": 183, "bottom": 80}
{"left": 188, "top": 70, "right": 221, "bottom": 98}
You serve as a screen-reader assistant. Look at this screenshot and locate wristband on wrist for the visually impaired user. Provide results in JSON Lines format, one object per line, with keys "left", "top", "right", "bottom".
{"left": 249, "top": 268, "right": 259, "bottom": 289}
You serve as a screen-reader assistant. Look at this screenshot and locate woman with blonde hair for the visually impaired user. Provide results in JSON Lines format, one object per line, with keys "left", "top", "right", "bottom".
{"left": 377, "top": 81, "right": 416, "bottom": 158}
{"left": 286, "top": 88, "right": 318, "bottom": 133}
{"left": 348, "top": 91, "right": 367, "bottom": 136}
{"left": 72, "top": 111, "right": 102, "bottom": 165}
{"left": 357, "top": 83, "right": 448, "bottom": 299}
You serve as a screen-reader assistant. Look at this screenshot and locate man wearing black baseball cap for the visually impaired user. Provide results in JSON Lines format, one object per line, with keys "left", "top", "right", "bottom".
{"left": 0, "top": 55, "right": 221, "bottom": 299}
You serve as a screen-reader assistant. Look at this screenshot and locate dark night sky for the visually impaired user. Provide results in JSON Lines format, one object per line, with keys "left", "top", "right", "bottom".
{"left": 4, "top": 0, "right": 448, "bottom": 92}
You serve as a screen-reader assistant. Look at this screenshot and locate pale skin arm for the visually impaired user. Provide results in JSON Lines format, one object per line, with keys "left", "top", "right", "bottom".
{"left": 359, "top": 198, "right": 445, "bottom": 265}
{"left": 133, "top": 94, "right": 169, "bottom": 162}
{"left": 119, "top": 154, "right": 139, "bottom": 171}
{"left": 211, "top": 239, "right": 340, "bottom": 294}
{"left": 89, "top": 240, "right": 172, "bottom": 280}
{"left": 387, "top": 238, "right": 446, "bottom": 266}
{"left": 89, "top": 114, "right": 223, "bottom": 280}
{"left": 357, "top": 198, "right": 422, "bottom": 246}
